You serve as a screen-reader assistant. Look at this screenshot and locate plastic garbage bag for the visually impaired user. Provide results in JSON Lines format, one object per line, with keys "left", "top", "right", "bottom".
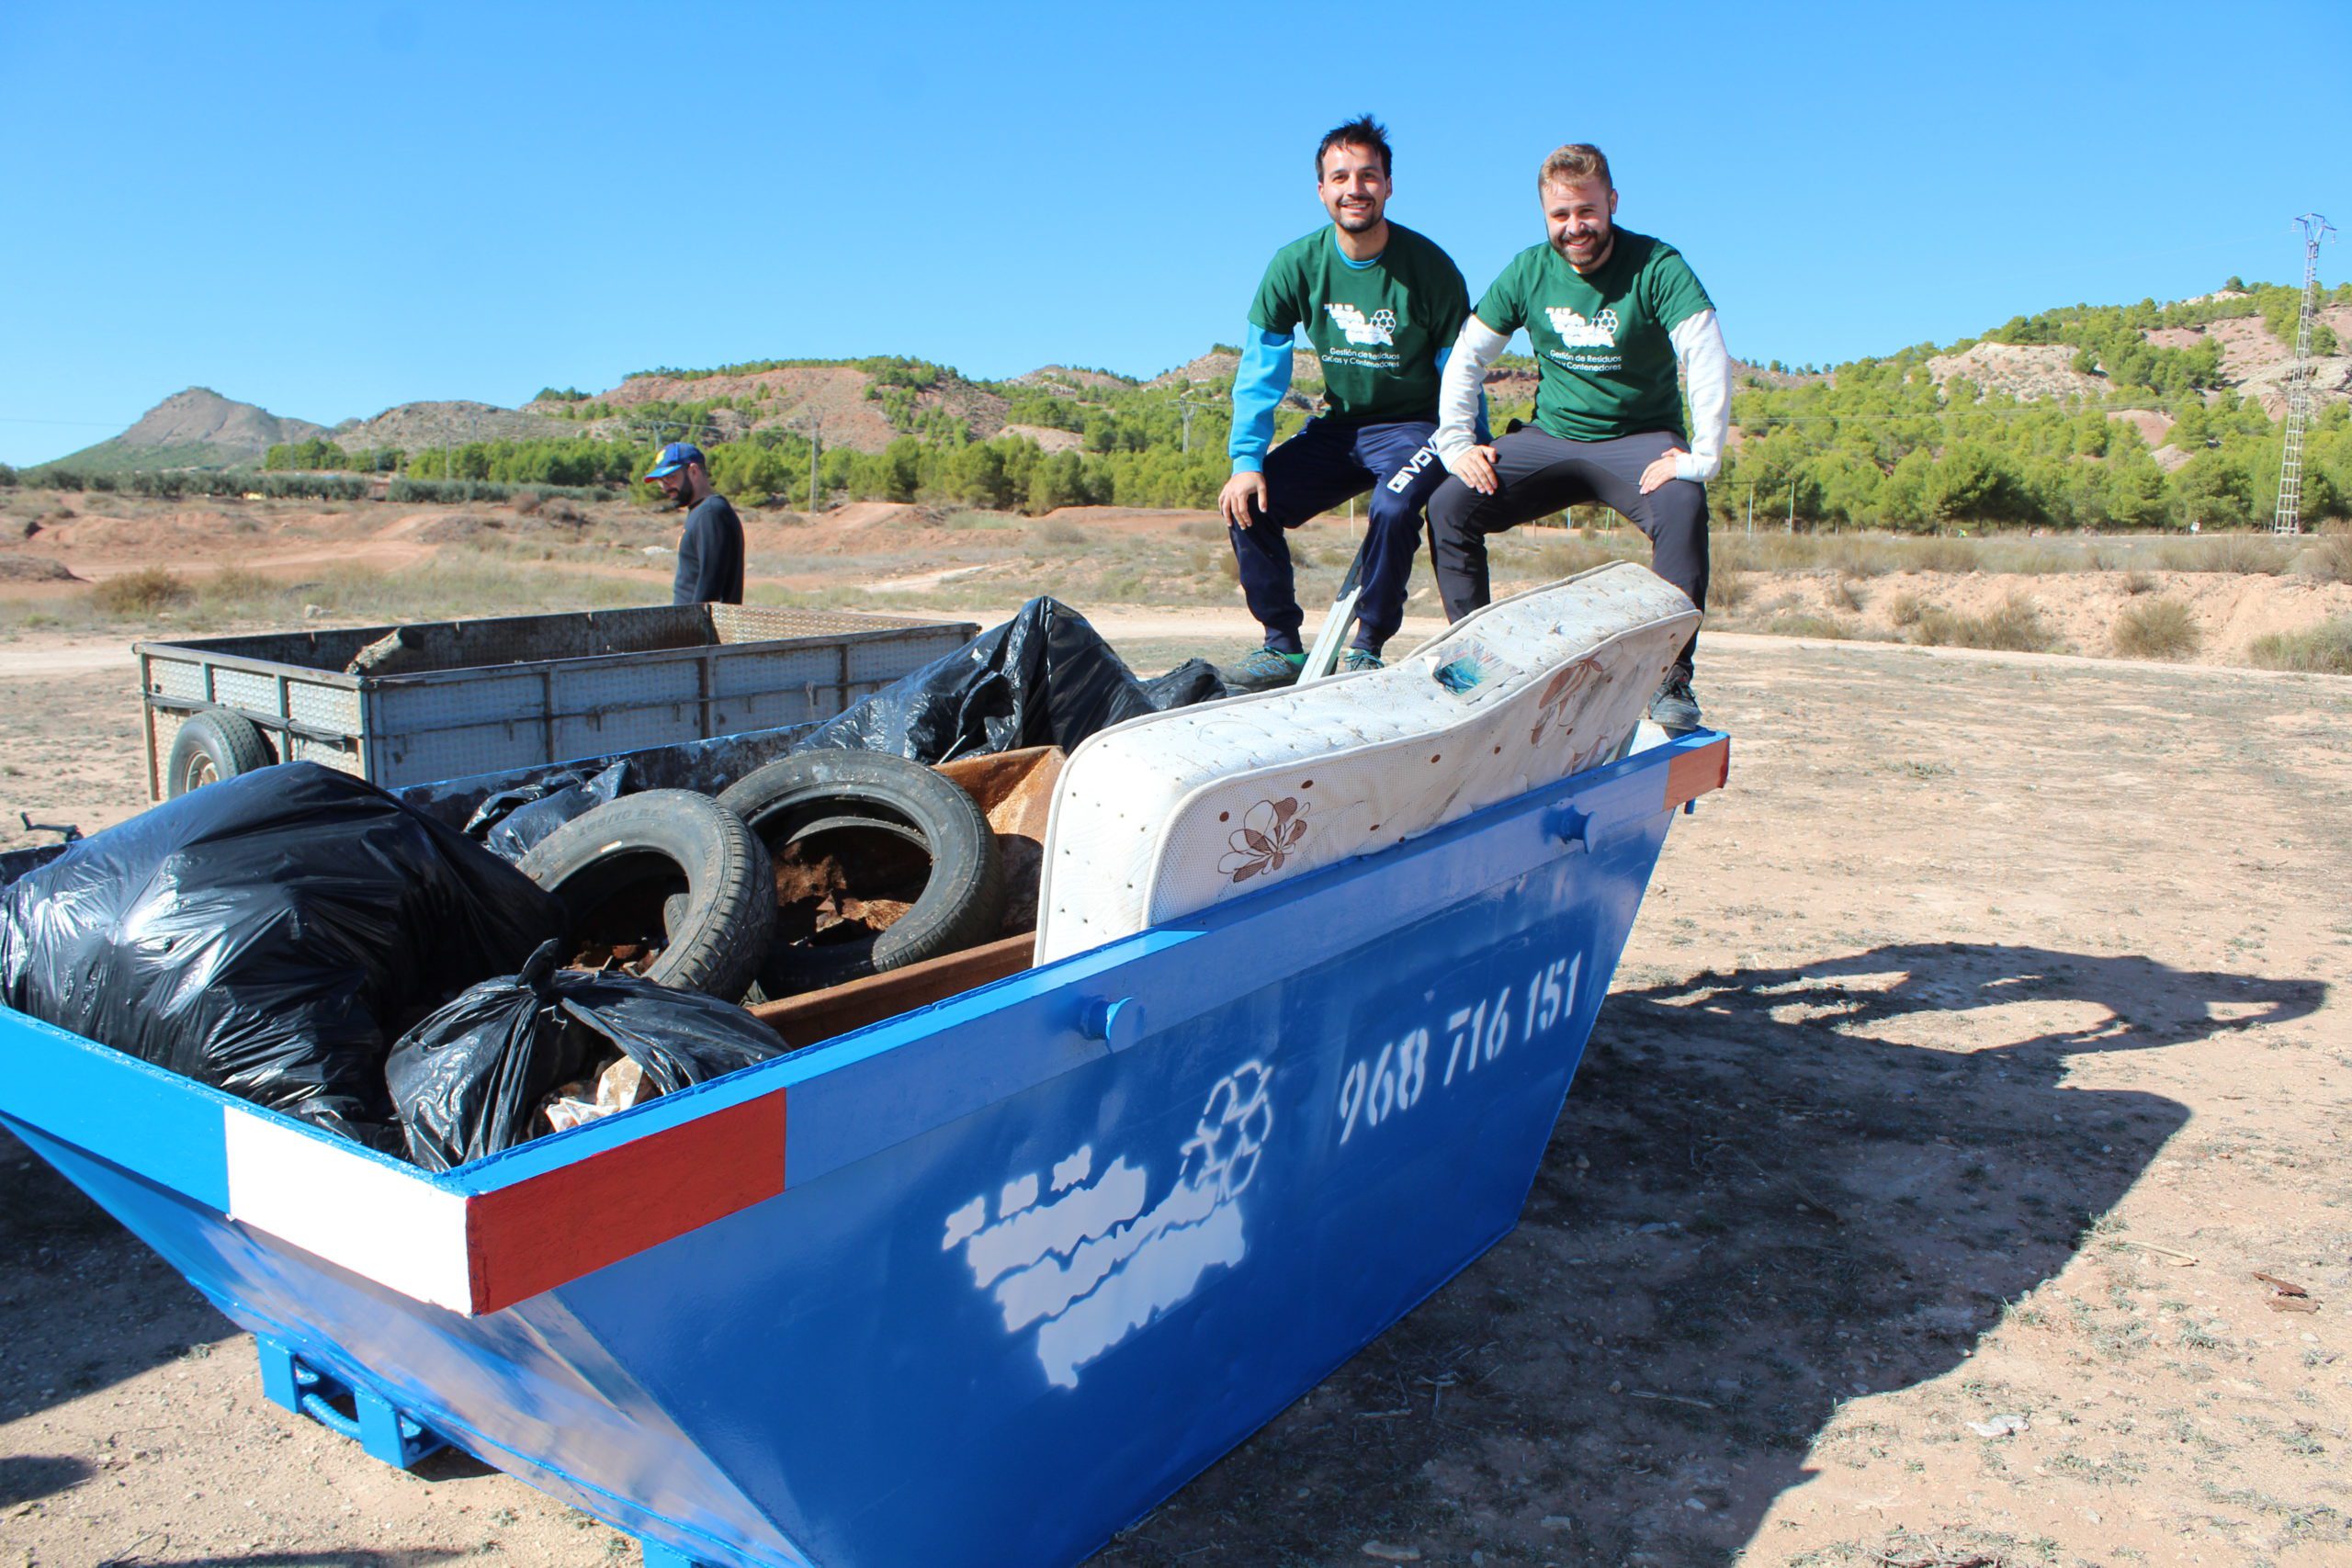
{"left": 791, "top": 596, "right": 1228, "bottom": 763}
{"left": 0, "top": 762, "right": 565, "bottom": 1142}
{"left": 463, "top": 761, "right": 630, "bottom": 863}
{"left": 386, "top": 939, "right": 790, "bottom": 1171}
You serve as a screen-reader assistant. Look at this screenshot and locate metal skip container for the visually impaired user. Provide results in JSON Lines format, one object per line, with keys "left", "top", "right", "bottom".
{"left": 0, "top": 730, "right": 1729, "bottom": 1568}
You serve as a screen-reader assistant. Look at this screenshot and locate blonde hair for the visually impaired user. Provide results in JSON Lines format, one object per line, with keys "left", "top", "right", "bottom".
{"left": 1538, "top": 143, "right": 1612, "bottom": 192}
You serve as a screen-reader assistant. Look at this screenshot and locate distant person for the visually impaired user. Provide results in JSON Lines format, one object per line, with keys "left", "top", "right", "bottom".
{"left": 644, "top": 442, "right": 744, "bottom": 606}
{"left": 1216, "top": 113, "right": 1481, "bottom": 690}
{"left": 1426, "top": 143, "right": 1729, "bottom": 731}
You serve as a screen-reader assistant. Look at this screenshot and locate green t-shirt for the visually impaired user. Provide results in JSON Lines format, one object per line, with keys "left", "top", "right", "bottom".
{"left": 1473, "top": 230, "right": 1713, "bottom": 443}
{"left": 1249, "top": 222, "right": 1471, "bottom": 424}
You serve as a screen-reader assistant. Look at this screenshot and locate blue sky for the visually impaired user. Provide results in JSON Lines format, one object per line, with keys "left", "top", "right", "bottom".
{"left": 2, "top": 0, "right": 2346, "bottom": 466}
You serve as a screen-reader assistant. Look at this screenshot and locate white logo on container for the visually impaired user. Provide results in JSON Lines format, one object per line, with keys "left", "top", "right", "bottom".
{"left": 942, "top": 1062, "right": 1275, "bottom": 1388}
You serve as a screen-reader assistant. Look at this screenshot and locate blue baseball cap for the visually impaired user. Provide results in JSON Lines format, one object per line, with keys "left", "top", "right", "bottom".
{"left": 643, "top": 441, "right": 705, "bottom": 480}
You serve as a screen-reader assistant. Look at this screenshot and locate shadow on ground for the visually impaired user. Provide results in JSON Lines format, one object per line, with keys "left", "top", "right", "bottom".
{"left": 1095, "top": 942, "right": 2324, "bottom": 1567}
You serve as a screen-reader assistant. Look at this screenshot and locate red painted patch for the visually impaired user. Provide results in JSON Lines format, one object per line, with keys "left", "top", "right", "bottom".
{"left": 1663, "top": 739, "right": 1730, "bottom": 811}
{"left": 465, "top": 1090, "right": 787, "bottom": 1314}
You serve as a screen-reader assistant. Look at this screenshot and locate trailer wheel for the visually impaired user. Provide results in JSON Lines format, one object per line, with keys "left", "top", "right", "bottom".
{"left": 164, "top": 710, "right": 276, "bottom": 796}
{"left": 718, "top": 752, "right": 1004, "bottom": 997}
{"left": 517, "top": 791, "right": 776, "bottom": 1002}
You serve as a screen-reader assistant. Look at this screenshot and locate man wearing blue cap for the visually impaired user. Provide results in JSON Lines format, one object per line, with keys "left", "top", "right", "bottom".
{"left": 644, "top": 442, "right": 744, "bottom": 606}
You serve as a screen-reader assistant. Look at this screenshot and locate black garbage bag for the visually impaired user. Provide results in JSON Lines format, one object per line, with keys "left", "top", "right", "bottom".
{"left": 792, "top": 596, "right": 1229, "bottom": 763}
{"left": 0, "top": 762, "right": 566, "bottom": 1142}
{"left": 386, "top": 939, "right": 790, "bottom": 1171}
{"left": 463, "top": 761, "right": 630, "bottom": 863}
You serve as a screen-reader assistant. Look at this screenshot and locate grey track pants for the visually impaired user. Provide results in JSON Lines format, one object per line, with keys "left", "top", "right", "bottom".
{"left": 1425, "top": 426, "right": 1709, "bottom": 677}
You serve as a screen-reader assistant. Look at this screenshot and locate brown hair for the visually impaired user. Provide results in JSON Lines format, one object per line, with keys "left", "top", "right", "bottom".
{"left": 1538, "top": 143, "right": 1612, "bottom": 192}
{"left": 1317, "top": 114, "right": 1392, "bottom": 179}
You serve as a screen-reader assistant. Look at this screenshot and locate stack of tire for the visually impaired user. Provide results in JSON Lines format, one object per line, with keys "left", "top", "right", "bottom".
{"left": 512, "top": 753, "right": 1005, "bottom": 1004}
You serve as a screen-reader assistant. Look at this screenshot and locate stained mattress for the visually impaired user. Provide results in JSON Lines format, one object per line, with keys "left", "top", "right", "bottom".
{"left": 1033, "top": 562, "right": 1701, "bottom": 964}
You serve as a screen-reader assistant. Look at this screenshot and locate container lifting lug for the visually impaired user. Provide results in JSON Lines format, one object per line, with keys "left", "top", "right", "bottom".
{"left": 255, "top": 1337, "right": 445, "bottom": 1471}
{"left": 1079, "top": 995, "right": 1147, "bottom": 1053}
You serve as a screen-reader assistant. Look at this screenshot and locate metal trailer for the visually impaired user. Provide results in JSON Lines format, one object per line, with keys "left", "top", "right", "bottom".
{"left": 0, "top": 728, "right": 1730, "bottom": 1568}
{"left": 133, "top": 604, "right": 978, "bottom": 800}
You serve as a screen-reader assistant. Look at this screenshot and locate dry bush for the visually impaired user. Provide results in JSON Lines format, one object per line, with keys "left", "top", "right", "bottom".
{"left": 2300, "top": 525, "right": 2352, "bottom": 586}
{"left": 1742, "top": 534, "right": 1820, "bottom": 570}
{"left": 1910, "top": 536, "right": 1980, "bottom": 574}
{"left": 512, "top": 489, "right": 545, "bottom": 516}
{"left": 1180, "top": 518, "right": 1225, "bottom": 542}
{"left": 1822, "top": 536, "right": 1896, "bottom": 579}
{"left": 1291, "top": 544, "right": 1319, "bottom": 569}
{"left": 2120, "top": 569, "right": 2157, "bottom": 595}
{"left": 1887, "top": 591, "right": 1928, "bottom": 627}
{"left": 1033, "top": 519, "right": 1085, "bottom": 547}
{"left": 1536, "top": 536, "right": 1621, "bottom": 578}
{"left": 1909, "top": 593, "right": 2057, "bottom": 652}
{"left": 1829, "top": 578, "right": 1865, "bottom": 613}
{"left": 2112, "top": 597, "right": 2201, "bottom": 660}
{"left": 2162, "top": 534, "right": 2288, "bottom": 574}
{"left": 1766, "top": 613, "right": 1851, "bottom": 638}
{"left": 2247, "top": 616, "right": 2352, "bottom": 673}
{"left": 1706, "top": 565, "right": 1750, "bottom": 612}
{"left": 89, "top": 566, "right": 191, "bottom": 615}
{"left": 198, "top": 564, "right": 278, "bottom": 608}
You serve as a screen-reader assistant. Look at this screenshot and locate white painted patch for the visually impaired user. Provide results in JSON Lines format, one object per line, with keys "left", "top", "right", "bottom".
{"left": 222, "top": 1108, "right": 473, "bottom": 1312}
{"left": 942, "top": 1196, "right": 987, "bottom": 1251}
{"left": 1001, "top": 1172, "right": 1039, "bottom": 1215}
{"left": 945, "top": 1062, "right": 1274, "bottom": 1388}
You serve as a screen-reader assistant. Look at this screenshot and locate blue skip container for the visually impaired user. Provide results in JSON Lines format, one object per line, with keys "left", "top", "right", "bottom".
{"left": 0, "top": 728, "right": 1727, "bottom": 1568}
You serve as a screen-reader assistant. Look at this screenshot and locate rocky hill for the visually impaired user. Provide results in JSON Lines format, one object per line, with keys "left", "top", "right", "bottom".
{"left": 40, "top": 387, "right": 327, "bottom": 472}
{"left": 333, "top": 400, "right": 577, "bottom": 450}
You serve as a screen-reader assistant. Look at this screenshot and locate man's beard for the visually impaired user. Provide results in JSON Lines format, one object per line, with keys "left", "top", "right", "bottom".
{"left": 1336, "top": 203, "right": 1379, "bottom": 232}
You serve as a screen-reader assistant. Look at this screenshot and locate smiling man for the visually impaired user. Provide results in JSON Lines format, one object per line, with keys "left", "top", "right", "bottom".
{"left": 1426, "top": 143, "right": 1730, "bottom": 731}
{"left": 1216, "top": 115, "right": 1476, "bottom": 690}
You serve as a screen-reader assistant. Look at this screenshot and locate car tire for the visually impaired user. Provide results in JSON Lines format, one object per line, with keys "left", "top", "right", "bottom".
{"left": 517, "top": 790, "right": 775, "bottom": 1001}
{"left": 718, "top": 752, "right": 1004, "bottom": 997}
{"left": 164, "top": 710, "right": 276, "bottom": 796}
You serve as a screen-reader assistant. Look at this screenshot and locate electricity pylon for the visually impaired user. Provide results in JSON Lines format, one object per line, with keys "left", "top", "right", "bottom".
{"left": 2274, "top": 213, "right": 2335, "bottom": 536}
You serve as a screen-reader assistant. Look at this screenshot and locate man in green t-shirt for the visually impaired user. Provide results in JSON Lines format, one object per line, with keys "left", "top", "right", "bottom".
{"left": 1216, "top": 115, "right": 1479, "bottom": 691}
{"left": 1427, "top": 143, "right": 1730, "bottom": 730}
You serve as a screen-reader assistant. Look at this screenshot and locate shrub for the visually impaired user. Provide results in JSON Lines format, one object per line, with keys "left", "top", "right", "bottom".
{"left": 1706, "top": 565, "right": 1750, "bottom": 612}
{"left": 2112, "top": 597, "right": 2200, "bottom": 660}
{"left": 2120, "top": 570, "right": 2157, "bottom": 594}
{"left": 1911, "top": 536, "right": 1979, "bottom": 574}
{"left": 1909, "top": 593, "right": 2058, "bottom": 652}
{"left": 1766, "top": 613, "right": 1851, "bottom": 638}
{"left": 2300, "top": 526, "right": 2352, "bottom": 586}
{"left": 1034, "top": 519, "right": 1084, "bottom": 547}
{"left": 513, "top": 489, "right": 545, "bottom": 515}
{"left": 1887, "top": 591, "right": 1927, "bottom": 627}
{"left": 0, "top": 462, "right": 17, "bottom": 486}
{"left": 2162, "top": 534, "right": 2288, "bottom": 574}
{"left": 1829, "top": 578, "right": 1865, "bottom": 613}
{"left": 2246, "top": 617, "right": 2352, "bottom": 673}
{"left": 90, "top": 566, "right": 192, "bottom": 615}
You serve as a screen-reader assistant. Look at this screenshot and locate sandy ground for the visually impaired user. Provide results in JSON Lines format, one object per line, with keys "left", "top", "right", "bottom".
{"left": 4, "top": 618, "right": 2348, "bottom": 1566}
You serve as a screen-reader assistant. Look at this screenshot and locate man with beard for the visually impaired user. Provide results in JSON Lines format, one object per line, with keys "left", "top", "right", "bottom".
{"left": 1216, "top": 114, "right": 1478, "bottom": 689}
{"left": 1426, "top": 143, "right": 1729, "bottom": 731}
{"left": 643, "top": 442, "right": 744, "bottom": 606}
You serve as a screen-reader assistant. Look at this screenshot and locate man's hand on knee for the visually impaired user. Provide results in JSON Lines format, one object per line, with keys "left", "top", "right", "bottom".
{"left": 1443, "top": 444, "right": 1501, "bottom": 496}
{"left": 1219, "top": 470, "right": 1270, "bottom": 526}
{"left": 1639, "top": 448, "right": 1690, "bottom": 495}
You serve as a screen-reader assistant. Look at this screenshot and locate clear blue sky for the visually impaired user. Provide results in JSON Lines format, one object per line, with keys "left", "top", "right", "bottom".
{"left": 3, "top": 0, "right": 2346, "bottom": 466}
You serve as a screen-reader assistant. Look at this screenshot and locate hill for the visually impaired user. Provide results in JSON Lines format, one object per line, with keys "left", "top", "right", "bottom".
{"left": 40, "top": 387, "right": 327, "bottom": 473}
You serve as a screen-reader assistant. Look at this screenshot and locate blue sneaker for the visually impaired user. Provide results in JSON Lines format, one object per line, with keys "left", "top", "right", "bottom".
{"left": 1222, "top": 646, "right": 1306, "bottom": 692}
{"left": 1340, "top": 648, "right": 1384, "bottom": 673}
{"left": 1649, "top": 672, "right": 1702, "bottom": 732}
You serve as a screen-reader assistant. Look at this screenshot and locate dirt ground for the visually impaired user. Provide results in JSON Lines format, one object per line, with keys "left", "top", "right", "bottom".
{"left": 3, "top": 513, "right": 2350, "bottom": 1566}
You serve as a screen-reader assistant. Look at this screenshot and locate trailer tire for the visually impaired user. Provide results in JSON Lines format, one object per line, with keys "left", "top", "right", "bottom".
{"left": 518, "top": 791, "right": 775, "bottom": 1002}
{"left": 164, "top": 710, "right": 276, "bottom": 796}
{"left": 718, "top": 752, "right": 1004, "bottom": 996}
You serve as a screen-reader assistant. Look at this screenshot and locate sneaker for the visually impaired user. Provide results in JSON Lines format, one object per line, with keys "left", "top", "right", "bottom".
{"left": 1339, "top": 648, "right": 1385, "bottom": 673}
{"left": 1649, "top": 672, "right": 1702, "bottom": 732}
{"left": 1222, "top": 646, "right": 1306, "bottom": 692}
